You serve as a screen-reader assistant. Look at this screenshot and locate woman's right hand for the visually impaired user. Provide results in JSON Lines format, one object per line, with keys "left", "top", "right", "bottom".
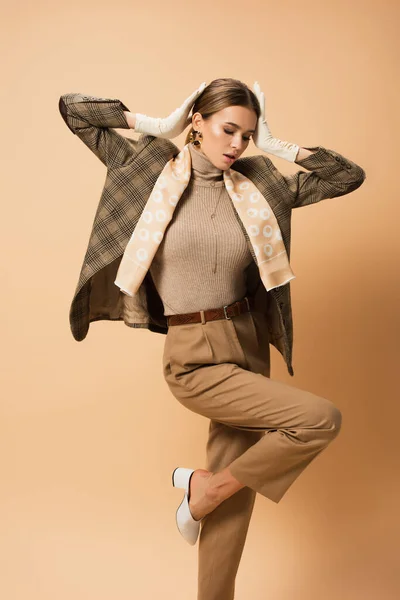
{"left": 133, "top": 82, "right": 207, "bottom": 139}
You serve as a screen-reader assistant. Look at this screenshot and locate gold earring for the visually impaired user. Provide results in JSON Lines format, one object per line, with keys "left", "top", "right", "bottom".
{"left": 189, "top": 129, "right": 203, "bottom": 146}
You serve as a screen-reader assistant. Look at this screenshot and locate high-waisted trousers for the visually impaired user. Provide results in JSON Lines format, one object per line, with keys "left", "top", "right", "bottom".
{"left": 162, "top": 305, "right": 342, "bottom": 600}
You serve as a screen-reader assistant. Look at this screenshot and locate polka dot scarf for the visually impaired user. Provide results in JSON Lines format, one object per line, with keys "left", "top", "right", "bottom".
{"left": 114, "top": 143, "right": 296, "bottom": 297}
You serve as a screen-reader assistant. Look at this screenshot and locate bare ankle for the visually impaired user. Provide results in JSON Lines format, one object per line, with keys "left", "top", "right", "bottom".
{"left": 206, "top": 467, "right": 245, "bottom": 503}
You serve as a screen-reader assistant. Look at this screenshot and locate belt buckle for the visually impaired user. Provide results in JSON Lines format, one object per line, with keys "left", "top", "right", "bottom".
{"left": 223, "top": 304, "right": 231, "bottom": 320}
{"left": 224, "top": 297, "right": 249, "bottom": 320}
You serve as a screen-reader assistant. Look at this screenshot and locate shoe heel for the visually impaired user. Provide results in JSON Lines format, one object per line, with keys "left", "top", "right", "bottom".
{"left": 172, "top": 467, "right": 195, "bottom": 491}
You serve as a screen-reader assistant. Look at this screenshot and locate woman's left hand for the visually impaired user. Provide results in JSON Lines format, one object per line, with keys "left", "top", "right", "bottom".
{"left": 252, "top": 81, "right": 300, "bottom": 162}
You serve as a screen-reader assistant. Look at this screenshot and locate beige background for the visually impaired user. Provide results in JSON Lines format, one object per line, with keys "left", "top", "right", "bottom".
{"left": 1, "top": 0, "right": 399, "bottom": 598}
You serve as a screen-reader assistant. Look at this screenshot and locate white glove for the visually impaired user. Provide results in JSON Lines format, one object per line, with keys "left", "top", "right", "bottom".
{"left": 252, "top": 81, "right": 300, "bottom": 162}
{"left": 134, "top": 82, "right": 207, "bottom": 139}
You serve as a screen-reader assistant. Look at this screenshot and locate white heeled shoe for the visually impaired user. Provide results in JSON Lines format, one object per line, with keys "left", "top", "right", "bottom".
{"left": 172, "top": 467, "right": 203, "bottom": 545}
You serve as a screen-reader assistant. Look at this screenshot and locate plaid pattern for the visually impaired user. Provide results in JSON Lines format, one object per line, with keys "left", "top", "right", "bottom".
{"left": 59, "top": 93, "right": 366, "bottom": 376}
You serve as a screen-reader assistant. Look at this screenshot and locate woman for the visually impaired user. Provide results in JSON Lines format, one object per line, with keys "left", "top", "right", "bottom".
{"left": 60, "top": 78, "right": 366, "bottom": 600}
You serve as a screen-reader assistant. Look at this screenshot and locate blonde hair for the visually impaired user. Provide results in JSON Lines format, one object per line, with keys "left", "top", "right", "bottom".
{"left": 184, "top": 78, "right": 261, "bottom": 145}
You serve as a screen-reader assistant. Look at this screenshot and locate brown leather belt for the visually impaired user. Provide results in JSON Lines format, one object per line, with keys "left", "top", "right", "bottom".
{"left": 166, "top": 295, "right": 255, "bottom": 326}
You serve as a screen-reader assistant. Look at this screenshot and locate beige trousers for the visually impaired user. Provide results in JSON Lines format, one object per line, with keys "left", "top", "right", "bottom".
{"left": 162, "top": 306, "right": 342, "bottom": 600}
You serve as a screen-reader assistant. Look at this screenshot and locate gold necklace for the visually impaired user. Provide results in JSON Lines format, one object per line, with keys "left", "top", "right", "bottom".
{"left": 195, "top": 185, "right": 225, "bottom": 273}
{"left": 195, "top": 184, "right": 225, "bottom": 219}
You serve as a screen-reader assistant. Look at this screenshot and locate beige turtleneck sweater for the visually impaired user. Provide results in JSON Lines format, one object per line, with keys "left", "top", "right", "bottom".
{"left": 149, "top": 142, "right": 254, "bottom": 316}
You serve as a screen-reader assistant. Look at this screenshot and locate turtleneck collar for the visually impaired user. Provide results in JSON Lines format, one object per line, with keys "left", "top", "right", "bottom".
{"left": 187, "top": 142, "right": 225, "bottom": 187}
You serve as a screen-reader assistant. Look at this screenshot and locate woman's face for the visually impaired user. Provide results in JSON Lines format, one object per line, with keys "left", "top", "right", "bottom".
{"left": 191, "top": 105, "right": 258, "bottom": 170}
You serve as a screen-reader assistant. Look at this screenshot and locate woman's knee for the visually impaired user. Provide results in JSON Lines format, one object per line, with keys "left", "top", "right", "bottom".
{"left": 323, "top": 402, "right": 342, "bottom": 438}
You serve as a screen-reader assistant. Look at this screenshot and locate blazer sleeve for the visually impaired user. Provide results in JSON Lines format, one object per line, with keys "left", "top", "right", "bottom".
{"left": 269, "top": 146, "right": 366, "bottom": 209}
{"left": 58, "top": 93, "right": 140, "bottom": 168}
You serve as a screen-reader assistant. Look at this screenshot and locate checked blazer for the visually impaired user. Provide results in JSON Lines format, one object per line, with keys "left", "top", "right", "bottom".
{"left": 59, "top": 93, "right": 366, "bottom": 376}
